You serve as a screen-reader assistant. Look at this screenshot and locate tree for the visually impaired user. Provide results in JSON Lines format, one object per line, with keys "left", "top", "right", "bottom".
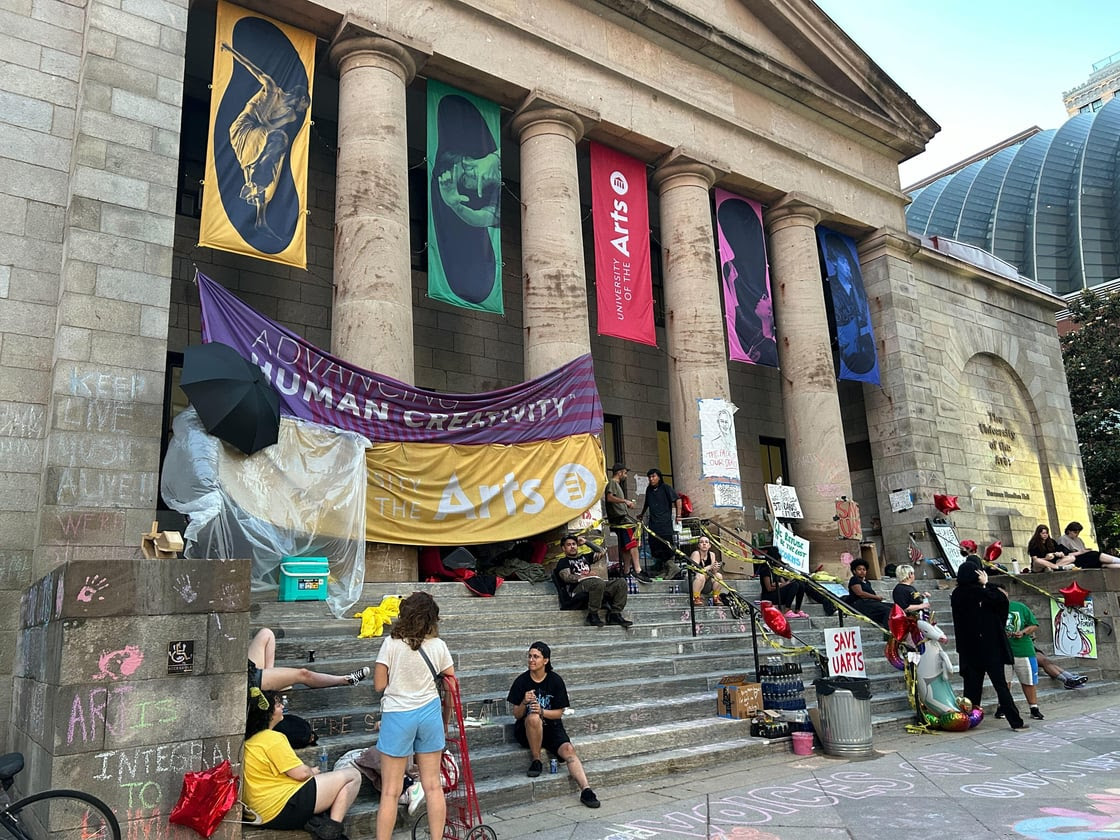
{"left": 1060, "top": 289, "right": 1120, "bottom": 548}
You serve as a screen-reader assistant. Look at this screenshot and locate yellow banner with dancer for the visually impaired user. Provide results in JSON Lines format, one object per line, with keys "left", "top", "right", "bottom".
{"left": 200, "top": 1, "right": 313, "bottom": 268}
{"left": 366, "top": 435, "right": 604, "bottom": 545}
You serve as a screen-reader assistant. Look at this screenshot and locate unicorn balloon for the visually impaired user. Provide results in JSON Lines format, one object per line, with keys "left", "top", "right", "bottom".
{"left": 909, "top": 619, "right": 982, "bottom": 731}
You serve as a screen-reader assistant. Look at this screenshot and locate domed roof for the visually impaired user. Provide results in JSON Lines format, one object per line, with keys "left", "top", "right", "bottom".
{"left": 906, "top": 97, "right": 1120, "bottom": 294}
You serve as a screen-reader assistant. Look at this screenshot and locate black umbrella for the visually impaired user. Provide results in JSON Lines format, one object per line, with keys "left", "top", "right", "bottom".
{"left": 180, "top": 342, "right": 280, "bottom": 455}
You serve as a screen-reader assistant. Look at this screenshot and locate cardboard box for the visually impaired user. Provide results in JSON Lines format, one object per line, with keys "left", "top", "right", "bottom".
{"left": 716, "top": 675, "right": 763, "bottom": 719}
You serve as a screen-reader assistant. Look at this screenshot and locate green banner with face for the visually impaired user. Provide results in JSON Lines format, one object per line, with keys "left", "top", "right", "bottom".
{"left": 426, "top": 81, "right": 503, "bottom": 314}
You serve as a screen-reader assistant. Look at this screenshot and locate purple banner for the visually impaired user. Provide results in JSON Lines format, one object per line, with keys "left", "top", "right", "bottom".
{"left": 715, "top": 189, "right": 777, "bottom": 367}
{"left": 197, "top": 272, "right": 603, "bottom": 444}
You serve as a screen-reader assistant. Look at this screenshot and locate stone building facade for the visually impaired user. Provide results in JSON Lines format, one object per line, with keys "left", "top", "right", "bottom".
{"left": 0, "top": 0, "right": 1092, "bottom": 748}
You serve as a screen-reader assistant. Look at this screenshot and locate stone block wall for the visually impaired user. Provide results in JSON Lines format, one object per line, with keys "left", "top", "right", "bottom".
{"left": 0, "top": 0, "right": 189, "bottom": 750}
{"left": 11, "top": 558, "right": 249, "bottom": 840}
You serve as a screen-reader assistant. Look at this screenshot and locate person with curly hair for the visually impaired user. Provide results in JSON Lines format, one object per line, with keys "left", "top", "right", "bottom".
{"left": 374, "top": 592, "right": 455, "bottom": 840}
{"left": 242, "top": 689, "right": 362, "bottom": 840}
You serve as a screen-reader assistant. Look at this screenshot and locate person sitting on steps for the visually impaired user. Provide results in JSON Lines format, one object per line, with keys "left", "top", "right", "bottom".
{"left": 690, "top": 536, "right": 724, "bottom": 606}
{"left": 506, "top": 641, "right": 600, "bottom": 809}
{"left": 249, "top": 627, "right": 369, "bottom": 692}
{"left": 554, "top": 533, "right": 633, "bottom": 628}
{"left": 242, "top": 689, "right": 362, "bottom": 840}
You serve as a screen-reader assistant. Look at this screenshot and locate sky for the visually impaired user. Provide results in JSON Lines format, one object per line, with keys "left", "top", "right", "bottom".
{"left": 813, "top": 1, "right": 1120, "bottom": 188}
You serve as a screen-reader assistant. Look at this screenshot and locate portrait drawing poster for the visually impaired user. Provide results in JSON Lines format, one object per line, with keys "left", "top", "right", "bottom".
{"left": 715, "top": 189, "right": 777, "bottom": 367}
{"left": 200, "top": 1, "right": 315, "bottom": 268}
{"left": 698, "top": 397, "right": 740, "bottom": 480}
{"left": 426, "top": 81, "right": 504, "bottom": 314}
{"left": 816, "top": 226, "right": 880, "bottom": 384}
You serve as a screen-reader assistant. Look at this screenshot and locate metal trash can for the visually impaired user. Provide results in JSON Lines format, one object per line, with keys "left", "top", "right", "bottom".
{"left": 813, "top": 676, "right": 873, "bottom": 757}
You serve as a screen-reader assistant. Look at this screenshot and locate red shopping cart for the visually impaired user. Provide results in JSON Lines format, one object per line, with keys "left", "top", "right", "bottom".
{"left": 411, "top": 675, "right": 495, "bottom": 839}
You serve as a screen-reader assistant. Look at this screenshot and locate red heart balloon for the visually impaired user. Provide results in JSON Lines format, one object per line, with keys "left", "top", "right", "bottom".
{"left": 934, "top": 494, "right": 960, "bottom": 515}
{"left": 985, "top": 540, "right": 1002, "bottom": 563}
{"left": 1059, "top": 580, "right": 1090, "bottom": 608}
{"left": 759, "top": 600, "right": 791, "bottom": 638}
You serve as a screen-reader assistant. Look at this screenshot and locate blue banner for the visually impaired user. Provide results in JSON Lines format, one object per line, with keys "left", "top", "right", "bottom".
{"left": 817, "top": 227, "right": 879, "bottom": 384}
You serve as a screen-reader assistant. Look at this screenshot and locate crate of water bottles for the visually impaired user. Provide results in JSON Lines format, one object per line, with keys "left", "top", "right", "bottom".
{"left": 758, "top": 656, "right": 806, "bottom": 712}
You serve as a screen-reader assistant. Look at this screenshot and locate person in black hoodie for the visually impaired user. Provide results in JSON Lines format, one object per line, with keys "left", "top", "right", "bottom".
{"left": 950, "top": 558, "right": 1027, "bottom": 730}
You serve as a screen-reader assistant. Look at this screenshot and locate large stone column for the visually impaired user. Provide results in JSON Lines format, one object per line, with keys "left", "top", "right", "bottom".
{"left": 510, "top": 94, "right": 597, "bottom": 379}
{"left": 858, "top": 228, "right": 944, "bottom": 564}
{"left": 765, "top": 195, "right": 852, "bottom": 564}
{"left": 652, "top": 151, "right": 741, "bottom": 528}
{"left": 329, "top": 25, "right": 428, "bottom": 381}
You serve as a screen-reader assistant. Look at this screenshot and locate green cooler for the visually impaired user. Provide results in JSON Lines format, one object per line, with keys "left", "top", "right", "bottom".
{"left": 278, "top": 558, "right": 329, "bottom": 601}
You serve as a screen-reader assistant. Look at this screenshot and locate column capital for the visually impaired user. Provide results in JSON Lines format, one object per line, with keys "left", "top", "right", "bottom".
{"left": 763, "top": 192, "right": 828, "bottom": 230}
{"left": 329, "top": 18, "right": 430, "bottom": 83}
{"left": 510, "top": 91, "right": 598, "bottom": 144}
{"left": 651, "top": 147, "right": 727, "bottom": 193}
{"left": 857, "top": 226, "right": 921, "bottom": 261}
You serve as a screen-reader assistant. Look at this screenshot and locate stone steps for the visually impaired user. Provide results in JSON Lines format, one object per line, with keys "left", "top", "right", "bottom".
{"left": 245, "top": 577, "right": 1109, "bottom": 837}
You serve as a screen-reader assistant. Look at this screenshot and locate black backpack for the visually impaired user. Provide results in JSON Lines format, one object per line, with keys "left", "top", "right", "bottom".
{"left": 275, "top": 714, "right": 318, "bottom": 748}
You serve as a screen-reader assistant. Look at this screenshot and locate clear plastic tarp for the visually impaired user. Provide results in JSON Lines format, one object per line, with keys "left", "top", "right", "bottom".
{"left": 161, "top": 408, "right": 370, "bottom": 618}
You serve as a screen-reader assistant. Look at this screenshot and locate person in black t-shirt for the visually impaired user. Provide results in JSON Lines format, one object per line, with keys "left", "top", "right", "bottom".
{"left": 506, "top": 642, "right": 600, "bottom": 808}
{"left": 891, "top": 564, "right": 930, "bottom": 616}
{"left": 847, "top": 558, "right": 891, "bottom": 627}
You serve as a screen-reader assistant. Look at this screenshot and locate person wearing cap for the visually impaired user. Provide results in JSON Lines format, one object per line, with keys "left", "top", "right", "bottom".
{"left": 950, "top": 558, "right": 1027, "bottom": 730}
{"left": 640, "top": 468, "right": 680, "bottom": 577}
{"left": 506, "top": 642, "right": 600, "bottom": 808}
{"left": 605, "top": 463, "right": 651, "bottom": 583}
{"left": 555, "top": 533, "right": 633, "bottom": 628}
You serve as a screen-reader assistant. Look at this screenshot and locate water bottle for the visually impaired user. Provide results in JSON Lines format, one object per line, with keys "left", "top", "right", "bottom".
{"left": 549, "top": 758, "right": 558, "bottom": 774}
{"left": 318, "top": 746, "right": 329, "bottom": 773}
{"left": 628, "top": 575, "right": 639, "bottom": 595}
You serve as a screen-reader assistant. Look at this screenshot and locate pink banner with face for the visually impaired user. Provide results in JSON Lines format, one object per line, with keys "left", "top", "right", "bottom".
{"left": 714, "top": 189, "right": 777, "bottom": 366}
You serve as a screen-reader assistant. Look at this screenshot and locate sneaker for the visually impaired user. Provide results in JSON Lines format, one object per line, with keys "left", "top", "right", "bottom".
{"left": 1063, "top": 677, "right": 1083, "bottom": 689}
{"left": 527, "top": 759, "right": 543, "bottom": 778}
{"left": 580, "top": 788, "right": 601, "bottom": 808}
{"left": 398, "top": 777, "right": 414, "bottom": 806}
{"left": 1010, "top": 723, "right": 1030, "bottom": 731}
{"left": 586, "top": 612, "right": 605, "bottom": 627}
{"left": 345, "top": 666, "right": 371, "bottom": 685}
{"left": 407, "top": 780, "right": 425, "bottom": 815}
{"left": 994, "top": 709, "right": 1005, "bottom": 719}
{"left": 607, "top": 612, "right": 634, "bottom": 628}
{"left": 1073, "top": 674, "right": 1089, "bottom": 685}
{"left": 633, "top": 570, "right": 653, "bottom": 583}
{"left": 1030, "top": 707, "right": 1045, "bottom": 720}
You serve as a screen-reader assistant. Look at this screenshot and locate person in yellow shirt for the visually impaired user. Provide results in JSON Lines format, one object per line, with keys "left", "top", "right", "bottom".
{"left": 243, "top": 689, "right": 361, "bottom": 840}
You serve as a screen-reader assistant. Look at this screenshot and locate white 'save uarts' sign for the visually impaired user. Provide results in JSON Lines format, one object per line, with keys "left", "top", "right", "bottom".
{"left": 825, "top": 626, "right": 865, "bottom": 677}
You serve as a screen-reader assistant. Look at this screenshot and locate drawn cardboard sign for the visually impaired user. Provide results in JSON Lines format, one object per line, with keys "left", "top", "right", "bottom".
{"left": 835, "top": 498, "right": 861, "bottom": 540}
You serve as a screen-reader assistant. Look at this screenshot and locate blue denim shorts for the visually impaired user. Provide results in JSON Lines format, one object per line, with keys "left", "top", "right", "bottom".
{"left": 377, "top": 697, "right": 445, "bottom": 757}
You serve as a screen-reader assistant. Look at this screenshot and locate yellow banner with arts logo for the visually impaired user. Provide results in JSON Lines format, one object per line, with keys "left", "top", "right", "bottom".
{"left": 366, "top": 434, "right": 604, "bottom": 545}
{"left": 200, "top": 1, "right": 313, "bottom": 268}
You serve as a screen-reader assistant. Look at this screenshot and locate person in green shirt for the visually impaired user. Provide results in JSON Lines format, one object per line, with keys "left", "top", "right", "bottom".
{"left": 998, "top": 585, "right": 1044, "bottom": 721}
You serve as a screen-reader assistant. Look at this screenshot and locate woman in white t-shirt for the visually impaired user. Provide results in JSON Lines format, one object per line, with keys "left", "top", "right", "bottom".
{"left": 374, "top": 592, "right": 455, "bottom": 840}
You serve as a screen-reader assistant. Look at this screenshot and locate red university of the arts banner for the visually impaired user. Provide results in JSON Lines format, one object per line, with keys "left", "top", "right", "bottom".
{"left": 590, "top": 142, "right": 655, "bottom": 346}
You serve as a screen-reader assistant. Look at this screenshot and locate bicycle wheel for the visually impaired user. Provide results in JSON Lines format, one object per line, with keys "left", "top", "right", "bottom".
{"left": 2, "top": 789, "right": 121, "bottom": 840}
{"left": 465, "top": 826, "right": 496, "bottom": 840}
